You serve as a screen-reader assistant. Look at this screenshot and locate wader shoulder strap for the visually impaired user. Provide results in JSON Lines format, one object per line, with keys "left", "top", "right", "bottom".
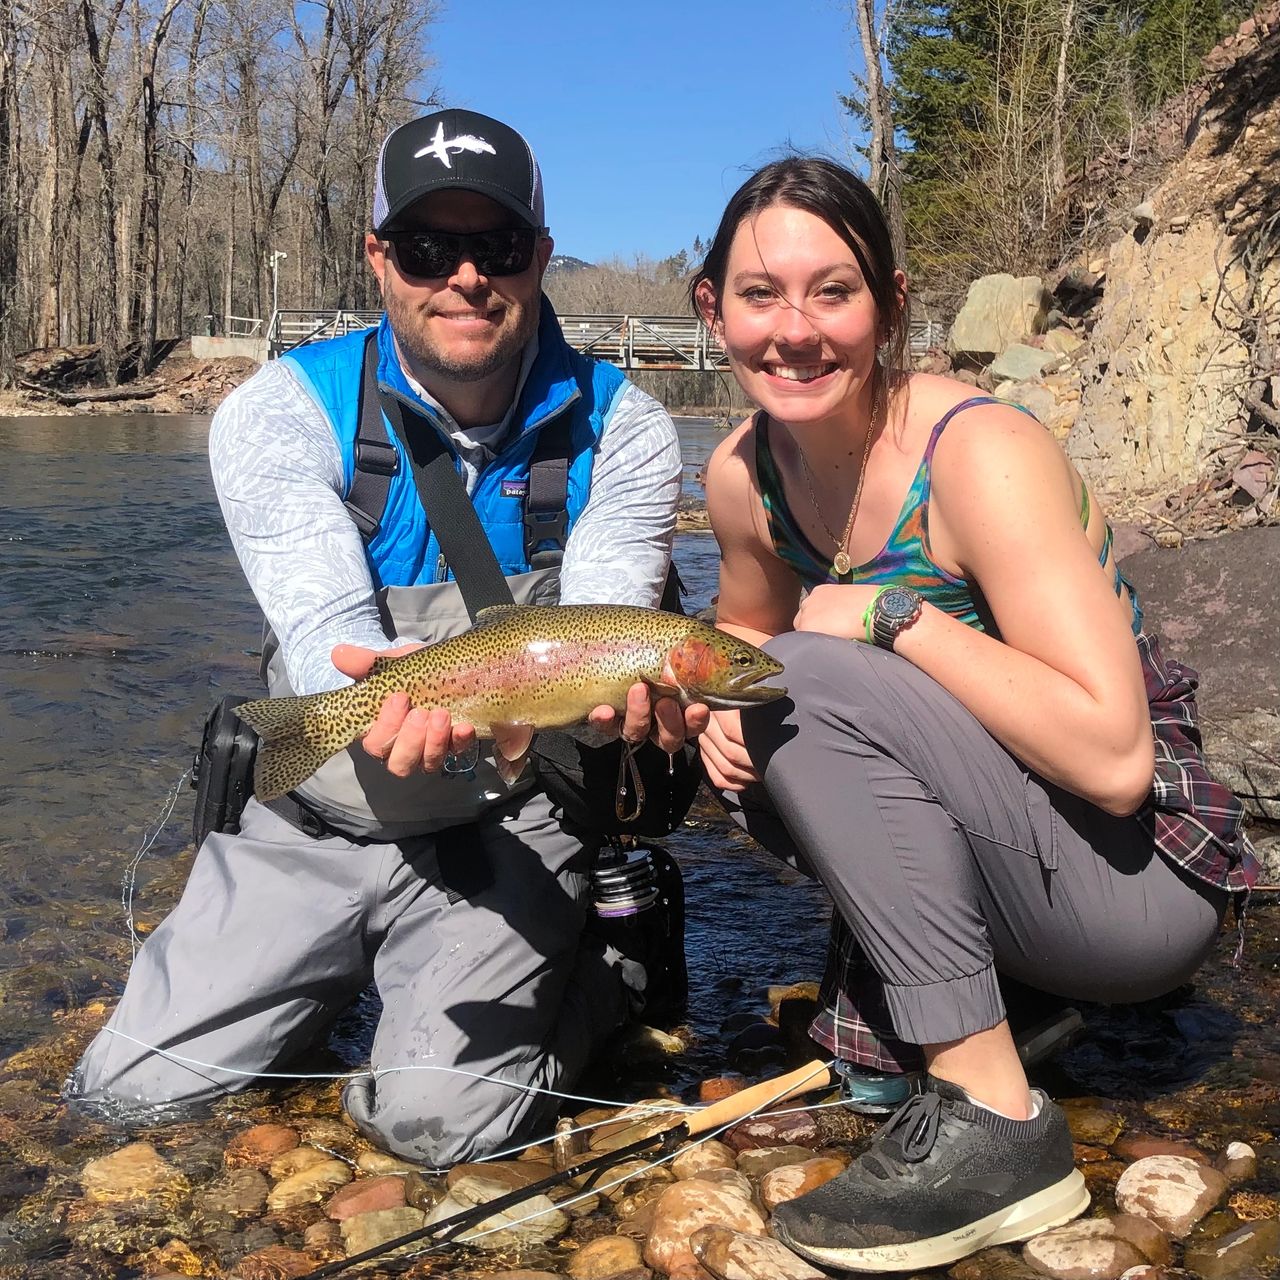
{"left": 342, "top": 331, "right": 400, "bottom": 539}
{"left": 525, "top": 415, "right": 572, "bottom": 569}
{"left": 378, "top": 387, "right": 514, "bottom": 620}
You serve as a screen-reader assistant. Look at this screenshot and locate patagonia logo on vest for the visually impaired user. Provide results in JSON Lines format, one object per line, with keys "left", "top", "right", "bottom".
{"left": 501, "top": 480, "right": 528, "bottom": 499}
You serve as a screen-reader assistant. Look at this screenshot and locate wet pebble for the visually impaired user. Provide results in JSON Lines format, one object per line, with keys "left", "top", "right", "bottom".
{"left": 267, "top": 1144, "right": 334, "bottom": 1182}
{"left": 691, "top": 1223, "right": 824, "bottom": 1279}
{"left": 949, "top": 1245, "right": 1044, "bottom": 1278}
{"left": 301, "top": 1218, "right": 343, "bottom": 1258}
{"left": 265, "top": 1159, "right": 352, "bottom": 1212}
{"left": 734, "top": 1145, "right": 817, "bottom": 1178}
{"left": 1021, "top": 1216, "right": 1147, "bottom": 1278}
{"left": 323, "top": 1173, "right": 406, "bottom": 1220}
{"left": 1182, "top": 1217, "right": 1280, "bottom": 1279}
{"left": 338, "top": 1205, "right": 427, "bottom": 1258}
{"left": 723, "top": 1111, "right": 819, "bottom": 1152}
{"left": 758, "top": 1156, "right": 846, "bottom": 1211}
{"left": 354, "top": 1148, "right": 419, "bottom": 1175}
{"left": 1215, "top": 1142, "right": 1259, "bottom": 1185}
{"left": 80, "top": 1142, "right": 189, "bottom": 1206}
{"left": 698, "top": 1076, "right": 748, "bottom": 1103}
{"left": 643, "top": 1179, "right": 768, "bottom": 1276}
{"left": 686, "top": 1167, "right": 754, "bottom": 1201}
{"left": 1061, "top": 1104, "right": 1125, "bottom": 1147}
{"left": 672, "top": 1140, "right": 738, "bottom": 1179}
{"left": 1111, "top": 1135, "right": 1210, "bottom": 1164}
{"left": 427, "top": 1174, "right": 568, "bottom": 1249}
{"left": 1114, "top": 1155, "right": 1229, "bottom": 1237}
{"left": 224, "top": 1124, "right": 299, "bottom": 1171}
{"left": 565, "top": 1232, "right": 645, "bottom": 1277}
{"left": 194, "top": 1166, "right": 269, "bottom": 1219}
{"left": 231, "top": 1243, "right": 314, "bottom": 1279}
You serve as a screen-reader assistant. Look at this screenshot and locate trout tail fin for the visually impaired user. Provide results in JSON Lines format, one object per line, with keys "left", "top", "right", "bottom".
{"left": 236, "top": 689, "right": 353, "bottom": 803}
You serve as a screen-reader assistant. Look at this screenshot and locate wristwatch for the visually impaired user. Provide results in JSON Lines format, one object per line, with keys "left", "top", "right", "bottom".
{"left": 870, "top": 586, "right": 924, "bottom": 650}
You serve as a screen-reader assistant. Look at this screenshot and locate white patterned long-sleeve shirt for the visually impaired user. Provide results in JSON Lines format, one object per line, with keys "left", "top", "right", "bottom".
{"left": 209, "top": 352, "right": 681, "bottom": 695}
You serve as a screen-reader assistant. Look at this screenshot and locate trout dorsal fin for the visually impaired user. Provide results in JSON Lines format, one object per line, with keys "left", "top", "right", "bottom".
{"left": 473, "top": 604, "right": 533, "bottom": 628}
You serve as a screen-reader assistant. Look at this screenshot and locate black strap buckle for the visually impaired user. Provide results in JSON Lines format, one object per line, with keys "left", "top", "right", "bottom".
{"left": 524, "top": 508, "right": 569, "bottom": 549}
{"left": 354, "top": 438, "right": 399, "bottom": 476}
{"left": 344, "top": 500, "right": 381, "bottom": 538}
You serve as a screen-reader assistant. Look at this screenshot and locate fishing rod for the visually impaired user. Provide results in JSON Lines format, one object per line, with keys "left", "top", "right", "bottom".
{"left": 297, "top": 1058, "right": 837, "bottom": 1280}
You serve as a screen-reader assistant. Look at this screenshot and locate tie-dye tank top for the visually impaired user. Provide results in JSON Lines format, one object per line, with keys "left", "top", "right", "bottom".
{"left": 754, "top": 396, "right": 1142, "bottom": 634}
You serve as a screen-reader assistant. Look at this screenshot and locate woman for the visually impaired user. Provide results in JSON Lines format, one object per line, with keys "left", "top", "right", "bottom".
{"left": 692, "top": 157, "right": 1256, "bottom": 1274}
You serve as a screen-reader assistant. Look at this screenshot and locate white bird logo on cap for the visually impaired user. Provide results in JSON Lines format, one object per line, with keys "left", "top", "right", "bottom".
{"left": 414, "top": 122, "right": 497, "bottom": 169}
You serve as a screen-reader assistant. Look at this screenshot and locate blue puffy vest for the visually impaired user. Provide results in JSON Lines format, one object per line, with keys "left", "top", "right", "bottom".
{"left": 281, "top": 298, "right": 627, "bottom": 589}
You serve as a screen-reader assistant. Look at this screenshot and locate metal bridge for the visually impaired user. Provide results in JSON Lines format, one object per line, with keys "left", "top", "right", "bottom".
{"left": 265, "top": 309, "right": 944, "bottom": 367}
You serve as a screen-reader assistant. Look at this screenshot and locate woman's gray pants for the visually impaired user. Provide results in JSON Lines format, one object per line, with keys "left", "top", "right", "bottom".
{"left": 67, "top": 790, "right": 628, "bottom": 1166}
{"left": 722, "top": 632, "right": 1228, "bottom": 1058}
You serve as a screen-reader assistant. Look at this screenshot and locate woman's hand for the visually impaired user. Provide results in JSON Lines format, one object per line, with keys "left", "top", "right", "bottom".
{"left": 331, "top": 642, "right": 479, "bottom": 777}
{"left": 587, "top": 684, "right": 710, "bottom": 754}
{"left": 698, "top": 709, "right": 761, "bottom": 792}
{"left": 793, "top": 582, "right": 882, "bottom": 641}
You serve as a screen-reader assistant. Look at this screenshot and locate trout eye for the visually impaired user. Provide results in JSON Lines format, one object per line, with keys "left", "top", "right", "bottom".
{"left": 733, "top": 651, "right": 755, "bottom": 667}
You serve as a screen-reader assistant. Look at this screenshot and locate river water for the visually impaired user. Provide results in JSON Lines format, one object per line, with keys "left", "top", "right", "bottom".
{"left": 0, "top": 413, "right": 1277, "bottom": 1278}
{"left": 0, "top": 413, "right": 828, "bottom": 1062}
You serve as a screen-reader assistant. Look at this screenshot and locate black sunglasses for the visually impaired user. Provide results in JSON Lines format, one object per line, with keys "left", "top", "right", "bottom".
{"left": 384, "top": 227, "right": 541, "bottom": 279}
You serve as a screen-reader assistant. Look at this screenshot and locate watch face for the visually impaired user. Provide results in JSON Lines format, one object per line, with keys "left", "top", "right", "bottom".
{"left": 881, "top": 588, "right": 921, "bottom": 620}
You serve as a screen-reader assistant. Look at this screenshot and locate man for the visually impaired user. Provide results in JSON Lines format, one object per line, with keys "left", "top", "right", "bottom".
{"left": 68, "top": 108, "right": 701, "bottom": 1166}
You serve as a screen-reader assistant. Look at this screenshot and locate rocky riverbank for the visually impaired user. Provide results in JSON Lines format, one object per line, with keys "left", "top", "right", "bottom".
{"left": 2, "top": 886, "right": 1276, "bottom": 1280}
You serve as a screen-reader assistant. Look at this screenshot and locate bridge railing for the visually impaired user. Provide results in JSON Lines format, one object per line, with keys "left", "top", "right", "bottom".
{"left": 265, "top": 311, "right": 948, "bottom": 366}
{"left": 267, "top": 309, "right": 382, "bottom": 357}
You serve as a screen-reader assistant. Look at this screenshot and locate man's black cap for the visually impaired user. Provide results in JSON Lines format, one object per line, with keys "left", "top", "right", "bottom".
{"left": 372, "top": 108, "right": 545, "bottom": 234}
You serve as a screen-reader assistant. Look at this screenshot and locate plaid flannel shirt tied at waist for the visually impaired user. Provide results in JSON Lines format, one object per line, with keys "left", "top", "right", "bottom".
{"left": 809, "top": 630, "right": 1258, "bottom": 1073}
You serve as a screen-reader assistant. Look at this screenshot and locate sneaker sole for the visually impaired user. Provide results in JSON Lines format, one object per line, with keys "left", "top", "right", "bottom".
{"left": 779, "top": 1168, "right": 1090, "bottom": 1273}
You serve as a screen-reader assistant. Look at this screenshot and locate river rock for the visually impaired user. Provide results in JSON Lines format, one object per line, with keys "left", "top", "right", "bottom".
{"left": 1216, "top": 1142, "right": 1259, "bottom": 1184}
{"left": 1111, "top": 1135, "right": 1209, "bottom": 1164}
{"left": 614, "top": 1179, "right": 670, "bottom": 1221}
{"left": 225, "top": 1124, "right": 300, "bottom": 1170}
{"left": 296, "top": 1116, "right": 357, "bottom": 1155}
{"left": 266, "top": 1159, "right": 352, "bottom": 1212}
{"left": 1115, "top": 1155, "right": 1228, "bottom": 1236}
{"left": 565, "top": 1233, "right": 645, "bottom": 1278}
{"left": 1021, "top": 1217, "right": 1147, "bottom": 1278}
{"left": 426, "top": 1174, "right": 568, "bottom": 1249}
{"left": 686, "top": 1167, "right": 755, "bottom": 1201}
{"left": 951, "top": 1245, "right": 1045, "bottom": 1278}
{"left": 1182, "top": 1217, "right": 1280, "bottom": 1279}
{"left": 324, "top": 1174, "right": 406, "bottom": 1220}
{"left": 195, "top": 1166, "right": 270, "bottom": 1218}
{"left": 759, "top": 1156, "right": 846, "bottom": 1211}
{"left": 734, "top": 1145, "right": 817, "bottom": 1178}
{"left": 302, "top": 1218, "right": 344, "bottom": 1256}
{"left": 643, "top": 1180, "right": 769, "bottom": 1275}
{"left": 673, "top": 1140, "right": 738, "bottom": 1179}
{"left": 1061, "top": 1105, "right": 1125, "bottom": 1147}
{"left": 699, "top": 1076, "right": 748, "bottom": 1103}
{"left": 1110, "top": 1213, "right": 1173, "bottom": 1265}
{"left": 690, "top": 1224, "right": 824, "bottom": 1279}
{"left": 268, "top": 1145, "right": 334, "bottom": 1182}
{"left": 723, "top": 1111, "right": 819, "bottom": 1152}
{"left": 233, "top": 1244, "right": 314, "bottom": 1279}
{"left": 339, "top": 1205, "right": 427, "bottom": 1257}
{"left": 354, "top": 1149, "right": 419, "bottom": 1175}
{"left": 589, "top": 1106, "right": 685, "bottom": 1153}
{"left": 81, "top": 1142, "right": 189, "bottom": 1205}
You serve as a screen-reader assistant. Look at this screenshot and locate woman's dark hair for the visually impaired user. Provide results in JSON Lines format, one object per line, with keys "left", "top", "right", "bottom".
{"left": 690, "top": 156, "right": 909, "bottom": 374}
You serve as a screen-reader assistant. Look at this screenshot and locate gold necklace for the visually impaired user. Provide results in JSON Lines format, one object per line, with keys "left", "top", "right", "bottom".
{"left": 794, "top": 377, "right": 884, "bottom": 577}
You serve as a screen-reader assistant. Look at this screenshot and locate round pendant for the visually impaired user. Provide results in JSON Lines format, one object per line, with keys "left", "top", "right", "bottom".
{"left": 832, "top": 550, "right": 851, "bottom": 576}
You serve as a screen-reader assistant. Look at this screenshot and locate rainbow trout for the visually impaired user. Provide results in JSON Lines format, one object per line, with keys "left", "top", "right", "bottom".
{"left": 236, "top": 604, "right": 785, "bottom": 802}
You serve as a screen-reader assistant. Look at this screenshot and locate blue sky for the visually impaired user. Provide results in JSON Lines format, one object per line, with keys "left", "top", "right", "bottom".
{"left": 431, "top": 0, "right": 866, "bottom": 265}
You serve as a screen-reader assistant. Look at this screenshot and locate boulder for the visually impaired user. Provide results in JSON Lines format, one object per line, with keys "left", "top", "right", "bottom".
{"left": 644, "top": 1180, "right": 769, "bottom": 1276}
{"left": 949, "top": 275, "right": 1053, "bottom": 361}
{"left": 690, "top": 1224, "right": 825, "bottom": 1279}
{"left": 990, "top": 344, "right": 1063, "bottom": 383}
{"left": 1120, "top": 528, "right": 1280, "bottom": 822}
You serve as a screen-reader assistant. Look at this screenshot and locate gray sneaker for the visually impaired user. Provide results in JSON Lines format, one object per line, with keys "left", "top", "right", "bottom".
{"left": 774, "top": 1076, "right": 1089, "bottom": 1272}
